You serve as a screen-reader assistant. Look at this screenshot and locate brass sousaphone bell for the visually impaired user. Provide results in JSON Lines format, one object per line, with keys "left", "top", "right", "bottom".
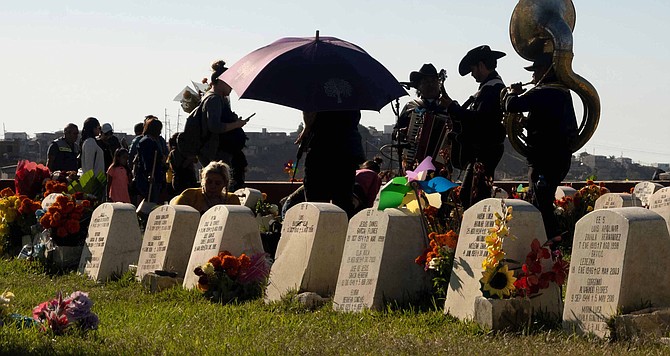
{"left": 506, "top": 0, "right": 600, "bottom": 157}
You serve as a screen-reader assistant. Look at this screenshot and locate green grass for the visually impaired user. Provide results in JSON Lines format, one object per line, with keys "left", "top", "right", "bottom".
{"left": 0, "top": 258, "right": 668, "bottom": 355}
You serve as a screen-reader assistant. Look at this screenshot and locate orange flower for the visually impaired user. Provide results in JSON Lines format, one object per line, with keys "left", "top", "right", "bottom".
{"left": 222, "top": 255, "right": 241, "bottom": 277}
{"left": 65, "top": 219, "right": 80, "bottom": 235}
{"left": 55, "top": 195, "right": 69, "bottom": 206}
{"left": 80, "top": 200, "right": 91, "bottom": 207}
{"left": 208, "top": 255, "right": 222, "bottom": 270}
{"left": 40, "top": 213, "right": 52, "bottom": 229}
{"left": 238, "top": 254, "right": 251, "bottom": 270}
{"left": 0, "top": 187, "right": 14, "bottom": 197}
{"left": 56, "top": 226, "right": 68, "bottom": 238}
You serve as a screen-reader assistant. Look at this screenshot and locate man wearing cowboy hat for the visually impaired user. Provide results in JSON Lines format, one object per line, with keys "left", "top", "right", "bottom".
{"left": 504, "top": 52, "right": 578, "bottom": 241}
{"left": 393, "top": 63, "right": 449, "bottom": 172}
{"left": 440, "top": 45, "right": 507, "bottom": 209}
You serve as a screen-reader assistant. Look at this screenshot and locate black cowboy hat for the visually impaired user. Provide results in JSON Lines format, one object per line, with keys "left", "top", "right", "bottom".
{"left": 409, "top": 63, "right": 438, "bottom": 87}
{"left": 458, "top": 45, "right": 506, "bottom": 76}
{"left": 524, "top": 53, "right": 553, "bottom": 71}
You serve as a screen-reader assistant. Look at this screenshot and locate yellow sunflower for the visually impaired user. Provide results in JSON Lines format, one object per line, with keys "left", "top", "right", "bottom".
{"left": 480, "top": 264, "right": 516, "bottom": 299}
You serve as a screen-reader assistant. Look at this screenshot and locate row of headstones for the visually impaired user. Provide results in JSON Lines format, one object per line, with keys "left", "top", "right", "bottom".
{"left": 73, "top": 182, "right": 670, "bottom": 339}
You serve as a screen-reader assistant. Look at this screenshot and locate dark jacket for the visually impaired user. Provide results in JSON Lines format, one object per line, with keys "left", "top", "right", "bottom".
{"left": 505, "top": 82, "right": 578, "bottom": 163}
{"left": 447, "top": 71, "right": 506, "bottom": 152}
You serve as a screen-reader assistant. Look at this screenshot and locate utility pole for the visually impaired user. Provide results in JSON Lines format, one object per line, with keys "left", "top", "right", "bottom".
{"left": 164, "top": 108, "right": 171, "bottom": 138}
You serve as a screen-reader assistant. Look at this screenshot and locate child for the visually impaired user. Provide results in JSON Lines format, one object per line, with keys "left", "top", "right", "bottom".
{"left": 107, "top": 148, "right": 132, "bottom": 203}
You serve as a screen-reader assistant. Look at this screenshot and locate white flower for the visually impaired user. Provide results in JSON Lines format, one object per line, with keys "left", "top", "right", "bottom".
{"left": 428, "top": 258, "right": 440, "bottom": 270}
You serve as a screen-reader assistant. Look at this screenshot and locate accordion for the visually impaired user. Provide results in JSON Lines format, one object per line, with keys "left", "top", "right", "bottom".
{"left": 402, "top": 109, "right": 451, "bottom": 171}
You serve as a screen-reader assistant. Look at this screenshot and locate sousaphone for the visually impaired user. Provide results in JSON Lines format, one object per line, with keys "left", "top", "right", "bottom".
{"left": 506, "top": 0, "right": 600, "bottom": 157}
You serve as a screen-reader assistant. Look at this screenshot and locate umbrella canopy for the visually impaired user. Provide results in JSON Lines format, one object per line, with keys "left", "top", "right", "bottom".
{"left": 219, "top": 33, "right": 408, "bottom": 112}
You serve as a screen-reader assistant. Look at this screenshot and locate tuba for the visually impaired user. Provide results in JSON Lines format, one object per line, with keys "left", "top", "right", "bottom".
{"left": 505, "top": 0, "right": 600, "bottom": 157}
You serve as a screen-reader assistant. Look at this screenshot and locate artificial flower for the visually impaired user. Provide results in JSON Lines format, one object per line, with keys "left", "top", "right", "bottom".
{"left": 481, "top": 264, "right": 516, "bottom": 299}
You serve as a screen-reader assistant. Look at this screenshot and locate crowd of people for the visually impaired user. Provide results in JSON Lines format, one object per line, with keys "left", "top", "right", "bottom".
{"left": 45, "top": 50, "right": 578, "bottom": 241}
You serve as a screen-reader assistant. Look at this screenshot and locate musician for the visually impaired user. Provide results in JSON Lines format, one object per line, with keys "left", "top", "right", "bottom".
{"left": 393, "top": 63, "right": 448, "bottom": 171}
{"left": 441, "top": 45, "right": 507, "bottom": 209}
{"left": 503, "top": 53, "right": 578, "bottom": 240}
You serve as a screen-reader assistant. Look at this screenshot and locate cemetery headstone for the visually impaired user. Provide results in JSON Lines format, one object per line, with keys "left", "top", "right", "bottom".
{"left": 332, "top": 208, "right": 429, "bottom": 312}
{"left": 266, "top": 202, "right": 348, "bottom": 302}
{"left": 594, "top": 193, "right": 642, "bottom": 210}
{"left": 492, "top": 186, "right": 509, "bottom": 199}
{"left": 443, "top": 198, "right": 562, "bottom": 321}
{"left": 234, "top": 187, "right": 262, "bottom": 210}
{"left": 182, "top": 205, "right": 264, "bottom": 289}
{"left": 649, "top": 187, "right": 670, "bottom": 234}
{"left": 41, "top": 193, "right": 63, "bottom": 210}
{"left": 563, "top": 207, "right": 670, "bottom": 338}
{"left": 136, "top": 205, "right": 200, "bottom": 281}
{"left": 555, "top": 186, "right": 577, "bottom": 200}
{"left": 633, "top": 181, "right": 664, "bottom": 207}
{"left": 78, "top": 203, "right": 143, "bottom": 282}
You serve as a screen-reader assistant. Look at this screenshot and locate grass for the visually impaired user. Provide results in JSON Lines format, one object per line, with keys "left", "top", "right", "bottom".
{"left": 0, "top": 258, "right": 668, "bottom": 355}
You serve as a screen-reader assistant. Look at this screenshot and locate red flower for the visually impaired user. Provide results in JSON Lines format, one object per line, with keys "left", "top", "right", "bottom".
{"left": 56, "top": 226, "right": 68, "bottom": 238}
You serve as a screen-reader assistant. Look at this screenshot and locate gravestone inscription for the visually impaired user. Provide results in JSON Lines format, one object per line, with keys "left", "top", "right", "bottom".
{"left": 594, "top": 193, "right": 641, "bottom": 210}
{"left": 182, "top": 205, "right": 264, "bottom": 289}
{"left": 333, "top": 208, "right": 428, "bottom": 312}
{"left": 649, "top": 187, "right": 670, "bottom": 234}
{"left": 136, "top": 205, "right": 200, "bottom": 280}
{"left": 266, "top": 202, "right": 348, "bottom": 302}
{"left": 563, "top": 208, "right": 670, "bottom": 338}
{"left": 633, "top": 181, "right": 664, "bottom": 207}
{"left": 443, "top": 198, "right": 562, "bottom": 321}
{"left": 78, "top": 203, "right": 142, "bottom": 282}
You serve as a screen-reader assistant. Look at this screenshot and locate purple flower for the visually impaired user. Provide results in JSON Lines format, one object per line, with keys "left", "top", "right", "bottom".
{"left": 78, "top": 313, "right": 99, "bottom": 331}
{"left": 65, "top": 291, "right": 93, "bottom": 321}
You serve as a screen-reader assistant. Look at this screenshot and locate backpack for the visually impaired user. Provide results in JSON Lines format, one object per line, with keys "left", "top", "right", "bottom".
{"left": 176, "top": 94, "right": 215, "bottom": 157}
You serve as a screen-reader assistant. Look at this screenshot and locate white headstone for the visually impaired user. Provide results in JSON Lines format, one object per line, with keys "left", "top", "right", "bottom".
{"left": 182, "top": 205, "right": 264, "bottom": 289}
{"left": 136, "top": 205, "right": 201, "bottom": 280}
{"left": 42, "top": 193, "right": 63, "bottom": 210}
{"left": 266, "top": 202, "right": 348, "bottom": 302}
{"left": 443, "top": 198, "right": 562, "bottom": 320}
{"left": 633, "top": 181, "right": 664, "bottom": 207}
{"left": 492, "top": 186, "right": 509, "bottom": 199}
{"left": 555, "top": 186, "right": 577, "bottom": 200}
{"left": 594, "top": 193, "right": 642, "bottom": 210}
{"left": 333, "top": 208, "right": 429, "bottom": 312}
{"left": 78, "top": 203, "right": 143, "bottom": 282}
{"left": 234, "top": 188, "right": 263, "bottom": 210}
{"left": 649, "top": 187, "right": 670, "bottom": 234}
{"left": 563, "top": 208, "right": 670, "bottom": 338}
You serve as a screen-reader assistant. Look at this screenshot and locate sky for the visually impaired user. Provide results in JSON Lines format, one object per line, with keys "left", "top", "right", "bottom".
{"left": 1, "top": 1, "right": 669, "bottom": 165}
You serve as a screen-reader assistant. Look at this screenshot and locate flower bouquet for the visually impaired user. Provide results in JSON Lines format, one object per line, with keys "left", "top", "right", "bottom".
{"left": 32, "top": 291, "right": 99, "bottom": 335}
{"left": 479, "top": 202, "right": 569, "bottom": 300}
{"left": 415, "top": 229, "right": 459, "bottom": 299}
{"left": 554, "top": 180, "right": 609, "bottom": 254}
{"left": 38, "top": 193, "right": 93, "bottom": 247}
{"left": 193, "top": 251, "right": 270, "bottom": 304}
{"left": 14, "top": 160, "right": 51, "bottom": 200}
{"left": 0, "top": 188, "right": 42, "bottom": 257}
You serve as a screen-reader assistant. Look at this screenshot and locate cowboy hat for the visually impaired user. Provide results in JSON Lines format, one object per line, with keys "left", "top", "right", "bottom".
{"left": 458, "top": 45, "right": 506, "bottom": 76}
{"left": 409, "top": 63, "right": 438, "bottom": 87}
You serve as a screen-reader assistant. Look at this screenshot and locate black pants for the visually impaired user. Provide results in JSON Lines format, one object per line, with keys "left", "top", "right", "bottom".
{"left": 460, "top": 144, "right": 504, "bottom": 210}
{"left": 528, "top": 153, "right": 571, "bottom": 240}
{"left": 304, "top": 150, "right": 358, "bottom": 218}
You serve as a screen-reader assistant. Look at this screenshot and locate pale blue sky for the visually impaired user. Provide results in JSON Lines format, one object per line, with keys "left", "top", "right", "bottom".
{"left": 1, "top": 1, "right": 669, "bottom": 164}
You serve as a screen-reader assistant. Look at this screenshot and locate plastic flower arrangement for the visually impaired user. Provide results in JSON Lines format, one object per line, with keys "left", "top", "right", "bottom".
{"left": 554, "top": 180, "right": 608, "bottom": 254}
{"left": 14, "top": 160, "right": 51, "bottom": 200}
{"left": 480, "top": 202, "right": 517, "bottom": 299}
{"left": 514, "top": 238, "right": 569, "bottom": 297}
{"left": 43, "top": 179, "right": 69, "bottom": 197}
{"left": 39, "top": 194, "right": 92, "bottom": 246}
{"left": 415, "top": 229, "right": 459, "bottom": 298}
{"left": 377, "top": 157, "right": 461, "bottom": 299}
{"left": 193, "top": 251, "right": 271, "bottom": 304}
{"left": 32, "top": 291, "right": 99, "bottom": 335}
{"left": 0, "top": 188, "right": 42, "bottom": 256}
{"left": 0, "top": 290, "right": 13, "bottom": 325}
{"left": 283, "top": 160, "right": 302, "bottom": 182}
